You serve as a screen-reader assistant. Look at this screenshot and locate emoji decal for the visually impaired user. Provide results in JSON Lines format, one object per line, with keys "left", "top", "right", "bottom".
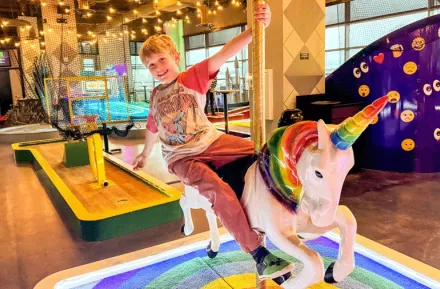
{"left": 371, "top": 115, "right": 379, "bottom": 125}
{"left": 423, "top": 83, "right": 433, "bottom": 96}
{"left": 353, "top": 67, "right": 361, "bottom": 79}
{"left": 373, "top": 53, "right": 384, "bottom": 64}
{"left": 353, "top": 62, "right": 369, "bottom": 79}
{"left": 360, "top": 62, "right": 369, "bottom": 73}
{"left": 412, "top": 37, "right": 426, "bottom": 51}
{"left": 358, "top": 85, "right": 370, "bottom": 97}
{"left": 390, "top": 44, "right": 403, "bottom": 58}
{"left": 433, "top": 80, "right": 440, "bottom": 92}
{"left": 400, "top": 110, "right": 415, "bottom": 123}
{"left": 434, "top": 128, "right": 440, "bottom": 141}
{"left": 403, "top": 61, "right": 418, "bottom": 75}
{"left": 423, "top": 80, "right": 440, "bottom": 96}
{"left": 401, "top": 139, "right": 415, "bottom": 151}
{"left": 387, "top": 91, "right": 401, "bottom": 103}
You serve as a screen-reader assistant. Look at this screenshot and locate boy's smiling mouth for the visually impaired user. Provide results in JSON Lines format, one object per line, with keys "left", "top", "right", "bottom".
{"left": 158, "top": 70, "right": 168, "bottom": 77}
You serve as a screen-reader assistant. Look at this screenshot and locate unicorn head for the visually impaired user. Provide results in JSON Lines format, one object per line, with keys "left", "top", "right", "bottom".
{"left": 259, "top": 96, "right": 388, "bottom": 227}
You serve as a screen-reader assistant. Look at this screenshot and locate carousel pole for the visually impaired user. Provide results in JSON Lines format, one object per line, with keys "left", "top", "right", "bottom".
{"left": 252, "top": 0, "right": 266, "bottom": 288}
{"left": 252, "top": 0, "right": 266, "bottom": 152}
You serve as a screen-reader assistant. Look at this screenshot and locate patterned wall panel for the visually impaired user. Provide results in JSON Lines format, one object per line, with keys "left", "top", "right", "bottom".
{"left": 283, "top": 0, "right": 325, "bottom": 109}
{"left": 41, "top": 0, "right": 80, "bottom": 79}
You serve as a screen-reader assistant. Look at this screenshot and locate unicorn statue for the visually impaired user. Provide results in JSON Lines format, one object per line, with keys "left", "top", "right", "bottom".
{"left": 180, "top": 96, "right": 389, "bottom": 288}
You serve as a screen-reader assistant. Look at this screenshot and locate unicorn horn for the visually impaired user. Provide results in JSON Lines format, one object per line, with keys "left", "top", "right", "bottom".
{"left": 330, "top": 96, "right": 388, "bottom": 150}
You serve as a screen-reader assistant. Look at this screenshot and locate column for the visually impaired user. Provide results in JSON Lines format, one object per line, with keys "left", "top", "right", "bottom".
{"left": 18, "top": 16, "right": 41, "bottom": 99}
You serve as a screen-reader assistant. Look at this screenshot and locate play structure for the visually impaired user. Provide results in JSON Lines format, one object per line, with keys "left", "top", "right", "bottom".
{"left": 326, "top": 14, "right": 440, "bottom": 173}
{"left": 34, "top": 228, "right": 440, "bottom": 289}
{"left": 13, "top": 60, "right": 181, "bottom": 241}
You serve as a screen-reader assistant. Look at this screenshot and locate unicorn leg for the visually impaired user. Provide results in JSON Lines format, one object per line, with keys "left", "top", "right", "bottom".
{"left": 206, "top": 210, "right": 221, "bottom": 258}
{"left": 265, "top": 229, "right": 324, "bottom": 289}
{"left": 324, "top": 205, "right": 357, "bottom": 283}
{"left": 179, "top": 192, "right": 195, "bottom": 236}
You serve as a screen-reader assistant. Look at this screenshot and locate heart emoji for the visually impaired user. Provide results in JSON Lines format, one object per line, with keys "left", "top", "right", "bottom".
{"left": 373, "top": 53, "right": 384, "bottom": 64}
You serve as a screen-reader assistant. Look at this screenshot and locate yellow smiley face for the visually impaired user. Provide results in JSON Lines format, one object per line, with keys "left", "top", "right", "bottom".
{"left": 387, "top": 90, "right": 401, "bottom": 103}
{"left": 371, "top": 115, "right": 379, "bottom": 125}
{"left": 358, "top": 85, "right": 370, "bottom": 97}
{"left": 401, "top": 139, "right": 415, "bottom": 151}
{"left": 403, "top": 61, "right": 418, "bottom": 75}
{"left": 400, "top": 110, "right": 415, "bottom": 123}
{"left": 412, "top": 37, "right": 426, "bottom": 51}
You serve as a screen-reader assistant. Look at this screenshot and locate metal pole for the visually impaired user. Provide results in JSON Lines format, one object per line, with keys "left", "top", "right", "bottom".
{"left": 252, "top": 0, "right": 266, "bottom": 152}
{"left": 252, "top": 0, "right": 266, "bottom": 288}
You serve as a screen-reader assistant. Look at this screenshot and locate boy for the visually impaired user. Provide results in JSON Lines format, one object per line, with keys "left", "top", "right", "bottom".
{"left": 133, "top": 4, "right": 294, "bottom": 281}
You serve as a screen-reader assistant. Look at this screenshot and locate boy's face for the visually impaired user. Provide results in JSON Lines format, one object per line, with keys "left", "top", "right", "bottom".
{"left": 145, "top": 52, "right": 180, "bottom": 84}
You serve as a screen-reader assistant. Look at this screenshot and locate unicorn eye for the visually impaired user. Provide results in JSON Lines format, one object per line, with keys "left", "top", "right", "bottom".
{"left": 315, "top": 170, "right": 323, "bottom": 179}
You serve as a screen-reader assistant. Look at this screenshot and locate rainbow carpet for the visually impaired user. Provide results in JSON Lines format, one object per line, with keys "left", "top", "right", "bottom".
{"left": 44, "top": 232, "right": 439, "bottom": 289}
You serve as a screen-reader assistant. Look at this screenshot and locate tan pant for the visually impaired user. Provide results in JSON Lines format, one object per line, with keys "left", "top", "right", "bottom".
{"left": 169, "top": 134, "right": 262, "bottom": 253}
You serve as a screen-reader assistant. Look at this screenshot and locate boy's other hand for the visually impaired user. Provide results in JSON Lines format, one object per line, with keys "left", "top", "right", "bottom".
{"left": 133, "top": 153, "right": 148, "bottom": 171}
{"left": 255, "top": 4, "right": 271, "bottom": 28}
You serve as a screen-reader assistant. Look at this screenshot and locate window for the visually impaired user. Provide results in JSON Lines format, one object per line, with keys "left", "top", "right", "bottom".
{"left": 83, "top": 59, "right": 95, "bottom": 72}
{"left": 350, "top": 0, "right": 427, "bottom": 21}
{"left": 326, "top": 4, "right": 345, "bottom": 26}
{"left": 347, "top": 12, "right": 427, "bottom": 48}
{"left": 325, "top": 1, "right": 432, "bottom": 75}
{"left": 78, "top": 41, "right": 98, "bottom": 55}
{"left": 184, "top": 25, "right": 248, "bottom": 105}
{"left": 186, "top": 48, "right": 206, "bottom": 66}
{"left": 129, "top": 41, "right": 160, "bottom": 102}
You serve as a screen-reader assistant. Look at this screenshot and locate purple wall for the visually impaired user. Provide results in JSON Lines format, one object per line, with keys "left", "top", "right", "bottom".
{"left": 326, "top": 15, "right": 440, "bottom": 173}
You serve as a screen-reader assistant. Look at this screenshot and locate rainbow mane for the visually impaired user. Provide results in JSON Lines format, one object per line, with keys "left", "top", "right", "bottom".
{"left": 258, "top": 96, "right": 389, "bottom": 212}
{"left": 258, "top": 121, "right": 318, "bottom": 212}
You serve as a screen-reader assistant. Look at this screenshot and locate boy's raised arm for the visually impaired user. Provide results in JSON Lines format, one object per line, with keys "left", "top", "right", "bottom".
{"left": 207, "top": 4, "right": 271, "bottom": 76}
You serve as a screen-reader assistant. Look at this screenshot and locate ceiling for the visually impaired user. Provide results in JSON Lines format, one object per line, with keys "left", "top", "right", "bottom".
{"left": 0, "top": 0, "right": 350, "bottom": 45}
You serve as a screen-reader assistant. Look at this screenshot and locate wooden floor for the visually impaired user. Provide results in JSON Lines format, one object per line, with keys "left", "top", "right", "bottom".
{"left": 31, "top": 142, "right": 171, "bottom": 214}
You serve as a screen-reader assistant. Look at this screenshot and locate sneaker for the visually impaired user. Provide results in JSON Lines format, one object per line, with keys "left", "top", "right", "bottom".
{"left": 256, "top": 253, "right": 295, "bottom": 280}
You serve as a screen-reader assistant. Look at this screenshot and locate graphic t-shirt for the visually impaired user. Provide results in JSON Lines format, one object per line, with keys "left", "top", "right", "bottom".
{"left": 146, "top": 59, "right": 223, "bottom": 165}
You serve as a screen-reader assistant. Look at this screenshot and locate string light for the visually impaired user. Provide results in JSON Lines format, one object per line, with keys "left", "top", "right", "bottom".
{"left": 109, "top": 7, "right": 115, "bottom": 13}
{"left": 142, "top": 18, "right": 147, "bottom": 23}
{"left": 177, "top": 1, "right": 181, "bottom": 6}
{"left": 106, "top": 15, "right": 112, "bottom": 21}
{"left": 176, "top": 9, "right": 182, "bottom": 15}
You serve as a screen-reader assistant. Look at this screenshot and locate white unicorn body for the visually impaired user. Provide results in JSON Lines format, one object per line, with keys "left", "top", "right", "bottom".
{"left": 180, "top": 97, "right": 388, "bottom": 288}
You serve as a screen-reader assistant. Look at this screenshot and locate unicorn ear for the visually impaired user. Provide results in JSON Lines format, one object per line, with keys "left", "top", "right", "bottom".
{"left": 317, "top": 119, "right": 331, "bottom": 150}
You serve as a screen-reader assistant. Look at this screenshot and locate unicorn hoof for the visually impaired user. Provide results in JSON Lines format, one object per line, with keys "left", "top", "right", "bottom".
{"left": 282, "top": 271, "right": 292, "bottom": 281}
{"left": 324, "top": 262, "right": 337, "bottom": 283}
{"left": 207, "top": 241, "right": 218, "bottom": 258}
{"left": 272, "top": 276, "right": 285, "bottom": 285}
